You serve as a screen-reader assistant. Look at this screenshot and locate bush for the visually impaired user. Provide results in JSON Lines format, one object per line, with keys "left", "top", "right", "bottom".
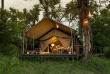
{"left": 0, "top": 44, "right": 19, "bottom": 56}
{"left": 0, "top": 54, "right": 20, "bottom": 73}
{"left": 104, "top": 47, "right": 110, "bottom": 58}
{"left": 86, "top": 57, "right": 110, "bottom": 73}
{"left": 0, "top": 54, "right": 10, "bottom": 73}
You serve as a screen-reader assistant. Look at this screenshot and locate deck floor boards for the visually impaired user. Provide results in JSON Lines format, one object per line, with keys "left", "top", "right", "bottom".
{"left": 19, "top": 54, "right": 104, "bottom": 58}
{"left": 20, "top": 54, "right": 82, "bottom": 58}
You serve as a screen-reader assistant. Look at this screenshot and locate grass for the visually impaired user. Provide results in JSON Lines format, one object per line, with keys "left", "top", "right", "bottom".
{"left": 0, "top": 53, "right": 110, "bottom": 74}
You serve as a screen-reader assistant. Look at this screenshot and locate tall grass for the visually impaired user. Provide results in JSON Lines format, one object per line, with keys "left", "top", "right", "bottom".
{"left": 0, "top": 53, "right": 110, "bottom": 74}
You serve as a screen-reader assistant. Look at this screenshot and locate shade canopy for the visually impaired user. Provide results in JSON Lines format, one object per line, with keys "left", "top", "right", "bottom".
{"left": 25, "top": 18, "right": 77, "bottom": 39}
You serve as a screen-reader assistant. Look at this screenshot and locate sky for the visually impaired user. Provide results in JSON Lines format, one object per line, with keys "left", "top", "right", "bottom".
{"left": 0, "top": 0, "right": 109, "bottom": 10}
{"left": 0, "top": 0, "right": 108, "bottom": 29}
{"left": 0, "top": 0, "right": 75, "bottom": 28}
{"left": 0, "top": 0, "right": 71, "bottom": 11}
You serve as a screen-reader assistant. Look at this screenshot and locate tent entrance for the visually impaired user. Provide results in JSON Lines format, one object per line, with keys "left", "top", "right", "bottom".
{"left": 43, "top": 36, "right": 71, "bottom": 54}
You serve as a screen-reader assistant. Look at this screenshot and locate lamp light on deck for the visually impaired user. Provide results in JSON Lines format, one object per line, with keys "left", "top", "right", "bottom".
{"left": 27, "top": 52, "right": 29, "bottom": 54}
{"left": 51, "top": 44, "right": 55, "bottom": 47}
{"left": 88, "top": 11, "right": 92, "bottom": 18}
{"left": 56, "top": 24, "right": 59, "bottom": 28}
{"left": 83, "top": 19, "right": 89, "bottom": 26}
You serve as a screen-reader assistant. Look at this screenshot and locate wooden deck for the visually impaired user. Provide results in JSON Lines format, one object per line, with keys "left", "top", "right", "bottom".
{"left": 19, "top": 53, "right": 104, "bottom": 59}
{"left": 20, "top": 54, "right": 82, "bottom": 58}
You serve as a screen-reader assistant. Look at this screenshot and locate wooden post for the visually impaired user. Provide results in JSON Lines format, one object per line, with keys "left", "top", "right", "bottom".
{"left": 30, "top": 39, "right": 32, "bottom": 50}
{"left": 72, "top": 37, "right": 73, "bottom": 54}
{"left": 74, "top": 35, "right": 75, "bottom": 54}
{"left": 48, "top": 45, "right": 49, "bottom": 52}
{"left": 76, "top": 37, "right": 79, "bottom": 61}
{"left": 33, "top": 38, "right": 34, "bottom": 50}
{"left": 25, "top": 38, "right": 27, "bottom": 52}
{"left": 1, "top": 0, "right": 4, "bottom": 9}
{"left": 23, "top": 30, "right": 25, "bottom": 54}
{"left": 78, "top": 39, "right": 80, "bottom": 54}
{"left": 1, "top": 0, "right": 4, "bottom": 20}
{"left": 71, "top": 29, "right": 73, "bottom": 54}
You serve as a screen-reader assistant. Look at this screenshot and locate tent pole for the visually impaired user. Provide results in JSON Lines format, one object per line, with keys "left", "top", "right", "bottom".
{"left": 72, "top": 37, "right": 73, "bottom": 54}
{"left": 33, "top": 38, "right": 34, "bottom": 50}
{"left": 70, "top": 21, "right": 73, "bottom": 54}
{"left": 71, "top": 29, "right": 73, "bottom": 54}
{"left": 30, "top": 39, "right": 32, "bottom": 50}
{"left": 74, "top": 35, "right": 75, "bottom": 54}
{"left": 23, "top": 30, "right": 25, "bottom": 54}
{"left": 26, "top": 38, "right": 27, "bottom": 52}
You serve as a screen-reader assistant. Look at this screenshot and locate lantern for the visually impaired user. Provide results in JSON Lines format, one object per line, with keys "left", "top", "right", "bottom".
{"left": 88, "top": 11, "right": 92, "bottom": 18}
{"left": 83, "top": 19, "right": 89, "bottom": 26}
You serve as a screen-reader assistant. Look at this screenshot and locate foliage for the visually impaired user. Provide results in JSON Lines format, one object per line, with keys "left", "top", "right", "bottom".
{"left": 0, "top": 8, "right": 27, "bottom": 55}
{"left": 65, "top": 1, "right": 78, "bottom": 22}
{"left": 91, "top": 5, "right": 110, "bottom": 46}
{"left": 0, "top": 54, "right": 110, "bottom": 74}
{"left": 0, "top": 44, "right": 19, "bottom": 56}
{"left": 0, "top": 0, "right": 110, "bottom": 70}
{"left": 29, "top": 4, "right": 40, "bottom": 25}
{"left": 104, "top": 47, "right": 110, "bottom": 58}
{"left": 23, "top": 4, "right": 41, "bottom": 26}
{"left": 0, "top": 1, "right": 41, "bottom": 55}
{"left": 85, "top": 57, "right": 110, "bottom": 73}
{"left": 39, "top": 0, "right": 65, "bottom": 22}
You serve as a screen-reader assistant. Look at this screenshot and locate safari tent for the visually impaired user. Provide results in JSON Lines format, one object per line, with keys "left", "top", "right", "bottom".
{"left": 24, "top": 18, "right": 81, "bottom": 55}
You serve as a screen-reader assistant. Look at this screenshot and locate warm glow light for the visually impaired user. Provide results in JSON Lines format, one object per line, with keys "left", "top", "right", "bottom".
{"left": 51, "top": 44, "right": 55, "bottom": 47}
{"left": 83, "top": 19, "right": 89, "bottom": 26}
{"left": 50, "top": 36, "right": 58, "bottom": 43}
{"left": 56, "top": 24, "right": 59, "bottom": 28}
{"left": 27, "top": 52, "right": 29, "bottom": 54}
{"left": 88, "top": 11, "right": 92, "bottom": 18}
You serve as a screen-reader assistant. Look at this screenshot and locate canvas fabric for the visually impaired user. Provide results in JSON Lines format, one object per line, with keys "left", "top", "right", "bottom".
{"left": 40, "top": 29, "right": 72, "bottom": 51}
{"left": 25, "top": 18, "right": 77, "bottom": 39}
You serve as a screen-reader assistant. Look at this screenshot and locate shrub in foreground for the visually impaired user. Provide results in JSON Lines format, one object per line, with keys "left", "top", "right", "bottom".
{"left": 0, "top": 44, "right": 19, "bottom": 56}
{"left": 104, "top": 46, "right": 110, "bottom": 58}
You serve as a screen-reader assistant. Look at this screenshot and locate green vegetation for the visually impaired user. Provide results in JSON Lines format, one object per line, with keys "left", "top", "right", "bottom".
{"left": 0, "top": 53, "right": 110, "bottom": 74}
{"left": 91, "top": 8, "right": 110, "bottom": 47}
{"left": 0, "top": 0, "right": 110, "bottom": 74}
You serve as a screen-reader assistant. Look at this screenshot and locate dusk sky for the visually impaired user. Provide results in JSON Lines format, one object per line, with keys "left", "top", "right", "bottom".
{"left": 1, "top": 0, "right": 108, "bottom": 29}
{"left": 0, "top": 0, "right": 76, "bottom": 27}
{"left": 0, "top": 0, "right": 71, "bottom": 11}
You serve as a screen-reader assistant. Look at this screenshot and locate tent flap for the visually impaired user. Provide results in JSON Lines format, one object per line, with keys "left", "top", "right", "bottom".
{"left": 40, "top": 29, "right": 72, "bottom": 51}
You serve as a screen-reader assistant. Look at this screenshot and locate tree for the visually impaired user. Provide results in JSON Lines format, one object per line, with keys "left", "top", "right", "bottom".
{"left": 0, "top": 8, "right": 28, "bottom": 55}
{"left": 91, "top": 4, "right": 110, "bottom": 47}
{"left": 0, "top": 8, "right": 27, "bottom": 45}
{"left": 22, "top": 4, "right": 41, "bottom": 27}
{"left": 39, "top": 0, "right": 66, "bottom": 22}
{"left": 65, "top": 0, "right": 78, "bottom": 23}
{"left": 77, "top": 0, "right": 93, "bottom": 63}
{"left": 1, "top": 0, "right": 4, "bottom": 9}
{"left": 29, "top": 4, "right": 41, "bottom": 26}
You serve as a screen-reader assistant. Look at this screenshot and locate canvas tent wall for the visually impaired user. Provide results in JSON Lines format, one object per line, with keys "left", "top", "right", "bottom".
{"left": 25, "top": 18, "right": 79, "bottom": 52}
{"left": 39, "top": 29, "right": 72, "bottom": 51}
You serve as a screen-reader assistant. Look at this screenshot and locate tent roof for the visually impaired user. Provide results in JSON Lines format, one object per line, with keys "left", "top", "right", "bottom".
{"left": 25, "top": 18, "right": 78, "bottom": 39}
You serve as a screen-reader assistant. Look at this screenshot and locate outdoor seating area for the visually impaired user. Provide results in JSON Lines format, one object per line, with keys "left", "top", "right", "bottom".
{"left": 26, "top": 47, "right": 72, "bottom": 55}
